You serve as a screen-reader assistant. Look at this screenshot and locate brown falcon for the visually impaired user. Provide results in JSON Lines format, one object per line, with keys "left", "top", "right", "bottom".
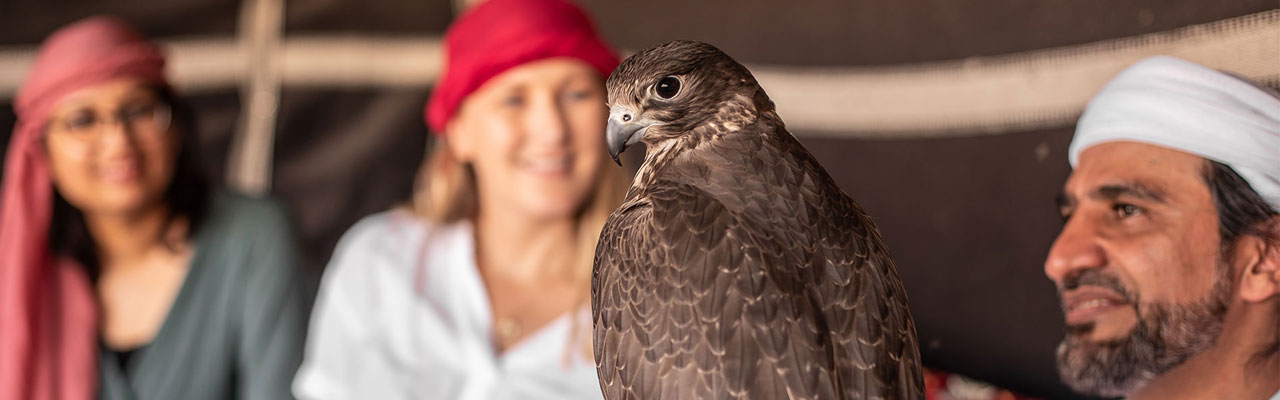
{"left": 591, "top": 40, "right": 924, "bottom": 400}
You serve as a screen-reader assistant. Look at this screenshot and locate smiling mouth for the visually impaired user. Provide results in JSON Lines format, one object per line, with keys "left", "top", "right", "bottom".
{"left": 98, "top": 161, "right": 142, "bottom": 184}
{"left": 1062, "top": 287, "right": 1132, "bottom": 325}
{"left": 519, "top": 154, "right": 574, "bottom": 176}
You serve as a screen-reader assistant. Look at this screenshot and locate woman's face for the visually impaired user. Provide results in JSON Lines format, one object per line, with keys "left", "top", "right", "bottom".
{"left": 43, "top": 78, "right": 179, "bottom": 217}
{"left": 448, "top": 58, "right": 609, "bottom": 221}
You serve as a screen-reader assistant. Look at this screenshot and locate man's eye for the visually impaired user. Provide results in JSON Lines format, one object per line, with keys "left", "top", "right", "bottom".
{"left": 1114, "top": 204, "right": 1142, "bottom": 218}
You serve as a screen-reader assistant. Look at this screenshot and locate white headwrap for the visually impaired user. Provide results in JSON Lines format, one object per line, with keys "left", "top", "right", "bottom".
{"left": 1069, "top": 56, "right": 1280, "bottom": 211}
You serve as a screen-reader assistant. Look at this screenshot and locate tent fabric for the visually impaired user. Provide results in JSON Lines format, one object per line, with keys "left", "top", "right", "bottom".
{"left": 2, "top": 1, "right": 1278, "bottom": 398}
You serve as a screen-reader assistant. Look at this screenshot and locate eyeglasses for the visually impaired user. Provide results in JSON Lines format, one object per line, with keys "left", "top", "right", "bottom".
{"left": 47, "top": 102, "right": 172, "bottom": 142}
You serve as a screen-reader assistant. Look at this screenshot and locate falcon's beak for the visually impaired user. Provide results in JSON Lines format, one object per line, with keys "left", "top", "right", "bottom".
{"left": 606, "top": 106, "right": 650, "bottom": 166}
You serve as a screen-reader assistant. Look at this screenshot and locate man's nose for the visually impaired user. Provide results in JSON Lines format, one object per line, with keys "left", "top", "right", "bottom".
{"left": 1044, "top": 216, "right": 1107, "bottom": 286}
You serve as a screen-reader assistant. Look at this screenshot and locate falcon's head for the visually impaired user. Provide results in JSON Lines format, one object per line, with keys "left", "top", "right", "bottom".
{"left": 604, "top": 40, "right": 771, "bottom": 165}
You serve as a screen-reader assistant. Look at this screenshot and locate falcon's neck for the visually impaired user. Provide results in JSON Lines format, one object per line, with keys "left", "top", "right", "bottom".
{"left": 630, "top": 137, "right": 682, "bottom": 193}
{"left": 628, "top": 90, "right": 780, "bottom": 196}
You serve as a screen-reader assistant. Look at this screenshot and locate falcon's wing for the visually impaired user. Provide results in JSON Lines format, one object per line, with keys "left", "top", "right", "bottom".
{"left": 756, "top": 128, "right": 924, "bottom": 399}
{"left": 802, "top": 174, "right": 924, "bottom": 400}
{"left": 591, "top": 197, "right": 654, "bottom": 399}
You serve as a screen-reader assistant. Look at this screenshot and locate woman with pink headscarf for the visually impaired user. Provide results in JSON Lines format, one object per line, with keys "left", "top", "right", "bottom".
{"left": 0, "top": 16, "right": 307, "bottom": 400}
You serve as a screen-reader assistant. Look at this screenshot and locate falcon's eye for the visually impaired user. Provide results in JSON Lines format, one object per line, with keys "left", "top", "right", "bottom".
{"left": 655, "top": 76, "right": 681, "bottom": 99}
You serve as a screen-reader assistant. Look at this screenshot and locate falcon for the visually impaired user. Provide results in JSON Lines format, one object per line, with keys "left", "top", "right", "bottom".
{"left": 591, "top": 40, "right": 924, "bottom": 400}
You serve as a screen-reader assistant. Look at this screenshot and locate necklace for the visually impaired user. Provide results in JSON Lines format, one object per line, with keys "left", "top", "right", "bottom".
{"left": 496, "top": 316, "right": 523, "bottom": 345}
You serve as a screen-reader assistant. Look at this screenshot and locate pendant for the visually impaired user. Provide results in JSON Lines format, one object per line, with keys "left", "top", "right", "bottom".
{"left": 497, "top": 317, "right": 522, "bottom": 342}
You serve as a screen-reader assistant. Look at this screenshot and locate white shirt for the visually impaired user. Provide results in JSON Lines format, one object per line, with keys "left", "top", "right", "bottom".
{"left": 293, "top": 211, "right": 603, "bottom": 400}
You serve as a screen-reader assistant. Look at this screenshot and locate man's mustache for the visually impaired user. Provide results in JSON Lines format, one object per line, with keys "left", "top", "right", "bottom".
{"left": 1057, "top": 270, "right": 1138, "bottom": 335}
{"left": 1059, "top": 270, "right": 1137, "bottom": 307}
{"left": 1059, "top": 270, "right": 1131, "bottom": 298}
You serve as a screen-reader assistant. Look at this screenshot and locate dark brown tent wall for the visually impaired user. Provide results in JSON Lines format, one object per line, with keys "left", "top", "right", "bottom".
{"left": 2, "top": 1, "right": 1277, "bottom": 398}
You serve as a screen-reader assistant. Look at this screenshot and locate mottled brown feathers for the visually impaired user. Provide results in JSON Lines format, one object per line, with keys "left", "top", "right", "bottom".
{"left": 593, "top": 40, "right": 923, "bottom": 400}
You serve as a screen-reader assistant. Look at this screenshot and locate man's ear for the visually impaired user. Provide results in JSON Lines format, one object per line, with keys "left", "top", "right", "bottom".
{"left": 1237, "top": 216, "right": 1280, "bottom": 303}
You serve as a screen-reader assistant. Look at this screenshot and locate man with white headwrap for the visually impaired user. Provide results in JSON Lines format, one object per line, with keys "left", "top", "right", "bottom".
{"left": 1044, "top": 55, "right": 1280, "bottom": 400}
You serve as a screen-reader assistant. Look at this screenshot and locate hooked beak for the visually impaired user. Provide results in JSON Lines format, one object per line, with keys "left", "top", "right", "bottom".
{"left": 606, "top": 106, "right": 650, "bottom": 166}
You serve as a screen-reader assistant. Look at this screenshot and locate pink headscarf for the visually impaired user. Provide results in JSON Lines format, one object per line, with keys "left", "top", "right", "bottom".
{"left": 0, "top": 16, "right": 166, "bottom": 399}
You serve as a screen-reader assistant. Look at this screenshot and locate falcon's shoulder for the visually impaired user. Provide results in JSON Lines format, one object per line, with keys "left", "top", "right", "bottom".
{"left": 593, "top": 178, "right": 767, "bottom": 399}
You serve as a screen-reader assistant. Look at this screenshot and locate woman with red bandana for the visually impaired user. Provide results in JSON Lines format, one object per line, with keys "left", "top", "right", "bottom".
{"left": 0, "top": 17, "right": 307, "bottom": 400}
{"left": 292, "top": 0, "right": 628, "bottom": 398}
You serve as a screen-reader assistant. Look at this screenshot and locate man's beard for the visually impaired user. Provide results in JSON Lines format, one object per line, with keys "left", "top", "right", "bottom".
{"left": 1054, "top": 265, "right": 1231, "bottom": 398}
